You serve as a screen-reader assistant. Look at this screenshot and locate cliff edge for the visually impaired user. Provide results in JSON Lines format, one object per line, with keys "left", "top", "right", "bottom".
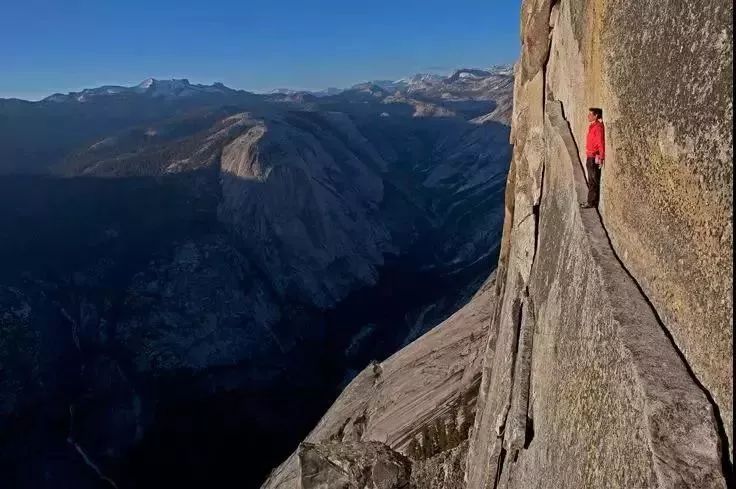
{"left": 467, "top": 0, "right": 732, "bottom": 487}
{"left": 262, "top": 0, "right": 732, "bottom": 487}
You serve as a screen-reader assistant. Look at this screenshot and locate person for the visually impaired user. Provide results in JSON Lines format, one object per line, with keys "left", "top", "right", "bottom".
{"left": 581, "top": 107, "right": 605, "bottom": 209}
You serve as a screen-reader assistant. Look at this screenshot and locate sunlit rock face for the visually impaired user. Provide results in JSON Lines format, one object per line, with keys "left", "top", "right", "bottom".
{"left": 468, "top": 1, "right": 731, "bottom": 488}
{"left": 218, "top": 114, "right": 391, "bottom": 309}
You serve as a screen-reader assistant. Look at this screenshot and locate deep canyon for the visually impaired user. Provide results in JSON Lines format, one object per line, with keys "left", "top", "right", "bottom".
{"left": 0, "top": 68, "right": 513, "bottom": 488}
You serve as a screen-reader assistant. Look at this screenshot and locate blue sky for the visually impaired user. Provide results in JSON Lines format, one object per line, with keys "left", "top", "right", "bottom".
{"left": 1, "top": 0, "right": 521, "bottom": 100}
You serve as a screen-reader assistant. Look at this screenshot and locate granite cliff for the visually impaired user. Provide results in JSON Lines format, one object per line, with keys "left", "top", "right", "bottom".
{"left": 263, "top": 0, "right": 733, "bottom": 487}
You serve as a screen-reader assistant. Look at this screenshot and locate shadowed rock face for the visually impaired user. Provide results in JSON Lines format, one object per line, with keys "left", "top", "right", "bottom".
{"left": 0, "top": 71, "right": 511, "bottom": 488}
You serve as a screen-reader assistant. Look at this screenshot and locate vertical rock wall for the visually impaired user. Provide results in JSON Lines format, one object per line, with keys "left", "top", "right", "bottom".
{"left": 547, "top": 0, "right": 733, "bottom": 458}
{"left": 467, "top": 0, "right": 732, "bottom": 487}
{"left": 600, "top": 2, "right": 733, "bottom": 457}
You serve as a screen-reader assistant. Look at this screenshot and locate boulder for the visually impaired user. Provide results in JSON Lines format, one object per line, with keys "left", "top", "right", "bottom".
{"left": 298, "top": 441, "right": 412, "bottom": 489}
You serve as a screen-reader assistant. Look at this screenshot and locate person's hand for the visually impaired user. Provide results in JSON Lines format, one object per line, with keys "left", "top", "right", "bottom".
{"left": 596, "top": 156, "right": 604, "bottom": 167}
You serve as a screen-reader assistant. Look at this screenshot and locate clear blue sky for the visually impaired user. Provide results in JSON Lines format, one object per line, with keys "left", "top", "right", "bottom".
{"left": 1, "top": 0, "right": 521, "bottom": 100}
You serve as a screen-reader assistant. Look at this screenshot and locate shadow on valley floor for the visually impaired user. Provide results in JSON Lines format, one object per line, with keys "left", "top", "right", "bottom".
{"left": 0, "top": 170, "right": 326, "bottom": 488}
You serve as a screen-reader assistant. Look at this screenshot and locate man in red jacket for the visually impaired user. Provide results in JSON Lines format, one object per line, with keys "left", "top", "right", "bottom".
{"left": 581, "top": 107, "right": 605, "bottom": 208}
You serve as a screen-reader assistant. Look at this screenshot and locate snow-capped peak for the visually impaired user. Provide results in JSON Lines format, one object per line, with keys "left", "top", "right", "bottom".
{"left": 487, "top": 64, "right": 515, "bottom": 76}
{"left": 396, "top": 73, "right": 446, "bottom": 85}
{"left": 135, "top": 78, "right": 193, "bottom": 95}
{"left": 137, "top": 78, "right": 156, "bottom": 90}
{"left": 41, "top": 78, "right": 233, "bottom": 103}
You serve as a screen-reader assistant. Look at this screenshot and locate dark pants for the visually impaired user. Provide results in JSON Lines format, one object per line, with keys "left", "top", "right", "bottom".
{"left": 585, "top": 157, "right": 601, "bottom": 206}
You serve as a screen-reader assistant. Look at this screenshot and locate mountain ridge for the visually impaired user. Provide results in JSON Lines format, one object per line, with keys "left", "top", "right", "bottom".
{"left": 19, "top": 65, "right": 514, "bottom": 104}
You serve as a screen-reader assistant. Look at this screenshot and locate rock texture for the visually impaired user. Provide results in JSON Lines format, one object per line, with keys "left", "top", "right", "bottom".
{"left": 298, "top": 441, "right": 412, "bottom": 489}
{"left": 467, "top": 98, "right": 726, "bottom": 488}
{"left": 601, "top": 2, "right": 733, "bottom": 457}
{"left": 218, "top": 113, "right": 390, "bottom": 308}
{"left": 467, "top": 0, "right": 732, "bottom": 487}
{"left": 545, "top": 0, "right": 734, "bottom": 459}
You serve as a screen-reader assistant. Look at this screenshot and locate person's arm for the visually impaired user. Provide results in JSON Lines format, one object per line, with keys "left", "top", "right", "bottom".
{"left": 599, "top": 124, "right": 605, "bottom": 164}
{"left": 594, "top": 124, "right": 605, "bottom": 165}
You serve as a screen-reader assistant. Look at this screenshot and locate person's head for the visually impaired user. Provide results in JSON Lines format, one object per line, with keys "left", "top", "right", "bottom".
{"left": 588, "top": 107, "right": 603, "bottom": 122}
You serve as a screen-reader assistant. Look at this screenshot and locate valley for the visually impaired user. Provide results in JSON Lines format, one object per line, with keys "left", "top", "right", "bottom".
{"left": 0, "top": 67, "right": 512, "bottom": 488}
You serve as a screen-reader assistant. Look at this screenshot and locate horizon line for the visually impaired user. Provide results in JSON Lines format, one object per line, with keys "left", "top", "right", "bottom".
{"left": 0, "top": 63, "right": 516, "bottom": 102}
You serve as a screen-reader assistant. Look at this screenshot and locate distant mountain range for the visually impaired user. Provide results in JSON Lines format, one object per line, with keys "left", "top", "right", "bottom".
{"left": 272, "top": 65, "right": 514, "bottom": 96}
{"left": 43, "top": 78, "right": 239, "bottom": 103}
{"left": 35, "top": 65, "right": 514, "bottom": 103}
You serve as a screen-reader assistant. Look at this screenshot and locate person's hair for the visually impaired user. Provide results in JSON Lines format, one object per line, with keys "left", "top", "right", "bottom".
{"left": 589, "top": 107, "right": 603, "bottom": 119}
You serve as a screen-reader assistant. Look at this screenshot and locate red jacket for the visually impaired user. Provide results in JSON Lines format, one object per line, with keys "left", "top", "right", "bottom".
{"left": 586, "top": 120, "right": 605, "bottom": 160}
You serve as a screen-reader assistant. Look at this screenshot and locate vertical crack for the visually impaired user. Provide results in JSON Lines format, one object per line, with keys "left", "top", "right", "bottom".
{"left": 532, "top": 203, "right": 541, "bottom": 255}
{"left": 504, "top": 294, "right": 536, "bottom": 452}
{"left": 494, "top": 447, "right": 508, "bottom": 488}
{"left": 494, "top": 296, "right": 524, "bottom": 438}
